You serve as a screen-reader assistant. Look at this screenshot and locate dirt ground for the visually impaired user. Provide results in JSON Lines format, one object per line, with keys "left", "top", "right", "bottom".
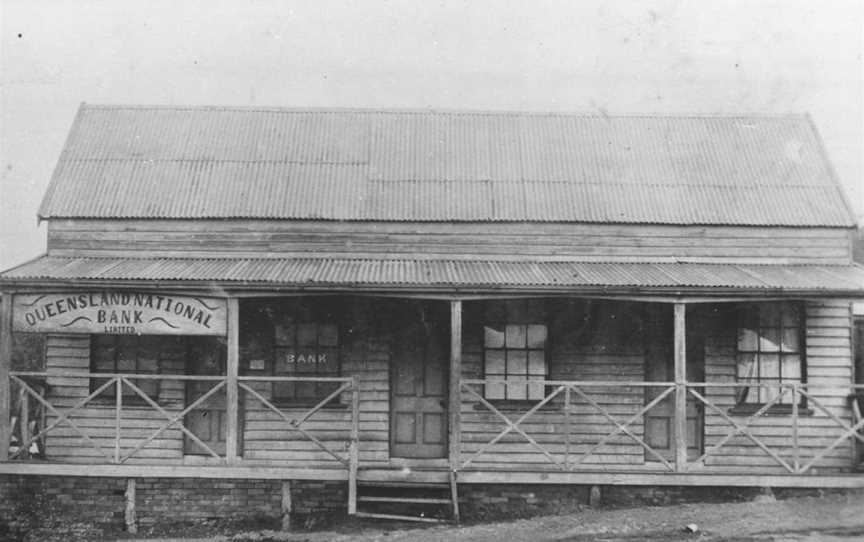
{"left": 102, "top": 490, "right": 864, "bottom": 542}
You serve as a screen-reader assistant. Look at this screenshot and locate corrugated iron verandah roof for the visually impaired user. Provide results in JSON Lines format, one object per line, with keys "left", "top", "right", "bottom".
{"left": 36, "top": 105, "right": 857, "bottom": 226}
{"left": 4, "top": 256, "right": 864, "bottom": 295}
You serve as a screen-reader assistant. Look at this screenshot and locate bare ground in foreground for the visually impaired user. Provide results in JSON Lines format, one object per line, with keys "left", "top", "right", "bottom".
{"left": 109, "top": 490, "right": 864, "bottom": 542}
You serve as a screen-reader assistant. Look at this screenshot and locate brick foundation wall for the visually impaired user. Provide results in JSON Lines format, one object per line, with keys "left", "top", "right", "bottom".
{"left": 136, "top": 478, "right": 282, "bottom": 525}
{"left": 0, "top": 475, "right": 348, "bottom": 537}
{"left": 0, "top": 475, "right": 126, "bottom": 538}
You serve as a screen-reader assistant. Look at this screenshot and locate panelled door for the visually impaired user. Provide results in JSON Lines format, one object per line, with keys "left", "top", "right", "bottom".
{"left": 390, "top": 301, "right": 449, "bottom": 458}
{"left": 643, "top": 305, "right": 704, "bottom": 461}
{"left": 184, "top": 338, "right": 229, "bottom": 455}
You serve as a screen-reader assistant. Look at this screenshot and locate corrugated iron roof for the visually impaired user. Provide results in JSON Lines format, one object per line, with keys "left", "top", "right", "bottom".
{"left": 4, "top": 256, "right": 864, "bottom": 294}
{"left": 37, "top": 105, "right": 855, "bottom": 226}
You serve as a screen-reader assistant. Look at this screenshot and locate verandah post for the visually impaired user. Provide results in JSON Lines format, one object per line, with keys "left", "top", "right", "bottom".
{"left": 449, "top": 300, "right": 462, "bottom": 474}
{"left": 226, "top": 297, "right": 240, "bottom": 464}
{"left": 673, "top": 302, "right": 688, "bottom": 472}
{"left": 0, "top": 292, "right": 12, "bottom": 461}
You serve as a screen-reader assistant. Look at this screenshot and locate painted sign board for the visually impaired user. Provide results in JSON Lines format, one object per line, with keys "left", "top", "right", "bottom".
{"left": 12, "top": 292, "right": 227, "bottom": 336}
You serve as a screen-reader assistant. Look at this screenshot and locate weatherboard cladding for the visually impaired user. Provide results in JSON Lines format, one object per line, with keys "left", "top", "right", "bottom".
{"left": 38, "top": 105, "right": 854, "bottom": 226}
{"left": 4, "top": 256, "right": 864, "bottom": 293}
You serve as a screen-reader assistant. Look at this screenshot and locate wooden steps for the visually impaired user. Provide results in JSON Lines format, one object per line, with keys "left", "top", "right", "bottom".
{"left": 352, "top": 472, "right": 459, "bottom": 524}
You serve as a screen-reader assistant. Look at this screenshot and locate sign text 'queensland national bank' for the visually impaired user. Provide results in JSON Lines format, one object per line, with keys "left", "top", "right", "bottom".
{"left": 12, "top": 292, "right": 227, "bottom": 336}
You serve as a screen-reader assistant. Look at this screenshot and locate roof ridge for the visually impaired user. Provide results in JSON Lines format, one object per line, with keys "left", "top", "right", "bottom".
{"left": 78, "top": 103, "right": 811, "bottom": 120}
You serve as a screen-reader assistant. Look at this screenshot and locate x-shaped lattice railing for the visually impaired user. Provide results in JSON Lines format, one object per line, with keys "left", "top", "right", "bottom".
{"left": 119, "top": 377, "right": 224, "bottom": 462}
{"left": 795, "top": 386, "right": 864, "bottom": 473}
{"left": 688, "top": 385, "right": 795, "bottom": 472}
{"left": 459, "top": 380, "right": 677, "bottom": 472}
{"left": 239, "top": 377, "right": 355, "bottom": 465}
{"left": 10, "top": 375, "right": 115, "bottom": 461}
{"left": 10, "top": 373, "right": 226, "bottom": 463}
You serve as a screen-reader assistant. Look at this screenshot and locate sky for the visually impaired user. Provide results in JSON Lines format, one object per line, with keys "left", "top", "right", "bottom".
{"left": 1, "top": 0, "right": 862, "bottom": 270}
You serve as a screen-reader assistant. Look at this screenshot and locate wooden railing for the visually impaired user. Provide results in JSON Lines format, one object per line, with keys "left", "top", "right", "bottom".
{"left": 459, "top": 378, "right": 864, "bottom": 475}
{"left": 459, "top": 379, "right": 678, "bottom": 472}
{"left": 688, "top": 382, "right": 864, "bottom": 474}
{"left": 8, "top": 376, "right": 47, "bottom": 459}
{"left": 5, "top": 371, "right": 360, "bottom": 474}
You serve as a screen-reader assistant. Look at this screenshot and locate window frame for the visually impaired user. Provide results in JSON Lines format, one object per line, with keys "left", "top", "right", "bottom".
{"left": 270, "top": 320, "right": 341, "bottom": 406}
{"left": 482, "top": 322, "right": 549, "bottom": 402}
{"left": 734, "top": 302, "right": 807, "bottom": 414}
{"left": 89, "top": 335, "right": 163, "bottom": 404}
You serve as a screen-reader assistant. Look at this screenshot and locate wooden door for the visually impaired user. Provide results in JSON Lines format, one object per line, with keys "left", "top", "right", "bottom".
{"left": 390, "top": 301, "right": 448, "bottom": 458}
{"left": 184, "top": 338, "right": 228, "bottom": 455}
{"left": 643, "top": 305, "right": 704, "bottom": 461}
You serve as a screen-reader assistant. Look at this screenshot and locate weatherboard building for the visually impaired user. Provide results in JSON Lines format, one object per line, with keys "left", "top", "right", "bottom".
{"left": 1, "top": 105, "right": 864, "bottom": 529}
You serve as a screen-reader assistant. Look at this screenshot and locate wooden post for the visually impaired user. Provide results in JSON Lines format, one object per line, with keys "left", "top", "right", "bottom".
{"left": 19, "top": 386, "right": 29, "bottom": 459}
{"left": 347, "top": 377, "right": 359, "bottom": 515}
{"left": 0, "top": 293, "right": 12, "bottom": 462}
{"left": 226, "top": 297, "right": 240, "bottom": 464}
{"left": 673, "top": 302, "right": 688, "bottom": 472}
{"left": 791, "top": 383, "right": 800, "bottom": 473}
{"left": 115, "top": 378, "right": 122, "bottom": 463}
{"left": 449, "top": 300, "right": 463, "bottom": 474}
{"left": 124, "top": 478, "right": 137, "bottom": 534}
{"left": 564, "top": 386, "right": 571, "bottom": 470}
{"left": 281, "top": 480, "right": 293, "bottom": 530}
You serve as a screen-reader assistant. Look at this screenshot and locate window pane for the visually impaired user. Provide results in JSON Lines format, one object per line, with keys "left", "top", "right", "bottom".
{"left": 486, "top": 377, "right": 505, "bottom": 400}
{"left": 526, "top": 325, "right": 547, "bottom": 348}
{"left": 274, "top": 323, "right": 294, "bottom": 346}
{"left": 485, "top": 350, "right": 505, "bottom": 375}
{"left": 484, "top": 326, "right": 505, "bottom": 348}
{"left": 759, "top": 382, "right": 781, "bottom": 404}
{"left": 760, "top": 327, "right": 781, "bottom": 352}
{"left": 274, "top": 349, "right": 294, "bottom": 374}
{"left": 138, "top": 355, "right": 158, "bottom": 373}
{"left": 318, "top": 348, "right": 339, "bottom": 375}
{"left": 507, "top": 381, "right": 527, "bottom": 400}
{"left": 297, "top": 324, "right": 318, "bottom": 347}
{"left": 295, "top": 381, "right": 316, "bottom": 399}
{"left": 505, "top": 325, "right": 527, "bottom": 348}
{"left": 273, "top": 382, "right": 295, "bottom": 400}
{"left": 528, "top": 350, "right": 546, "bottom": 376}
{"left": 738, "top": 327, "right": 758, "bottom": 352}
{"left": 782, "top": 355, "right": 801, "bottom": 382}
{"left": 781, "top": 328, "right": 799, "bottom": 352}
{"left": 761, "top": 354, "right": 780, "bottom": 379}
{"left": 117, "top": 353, "right": 136, "bottom": 373}
{"left": 527, "top": 377, "right": 545, "bottom": 400}
{"left": 735, "top": 384, "right": 757, "bottom": 404}
{"left": 319, "top": 324, "right": 338, "bottom": 347}
{"left": 507, "top": 350, "right": 527, "bottom": 376}
{"left": 737, "top": 353, "right": 758, "bottom": 379}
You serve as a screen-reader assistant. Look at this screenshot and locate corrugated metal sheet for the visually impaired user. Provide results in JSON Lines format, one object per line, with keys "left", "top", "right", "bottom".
{"left": 37, "top": 105, "right": 855, "bottom": 226}
{"left": 4, "top": 256, "right": 864, "bottom": 293}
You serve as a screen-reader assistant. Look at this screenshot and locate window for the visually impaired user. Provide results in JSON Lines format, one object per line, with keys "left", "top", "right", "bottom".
{"left": 90, "top": 335, "right": 162, "bottom": 402}
{"left": 736, "top": 302, "right": 804, "bottom": 406}
{"left": 240, "top": 298, "right": 342, "bottom": 406}
{"left": 272, "top": 321, "right": 340, "bottom": 403}
{"left": 484, "top": 324, "right": 548, "bottom": 400}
